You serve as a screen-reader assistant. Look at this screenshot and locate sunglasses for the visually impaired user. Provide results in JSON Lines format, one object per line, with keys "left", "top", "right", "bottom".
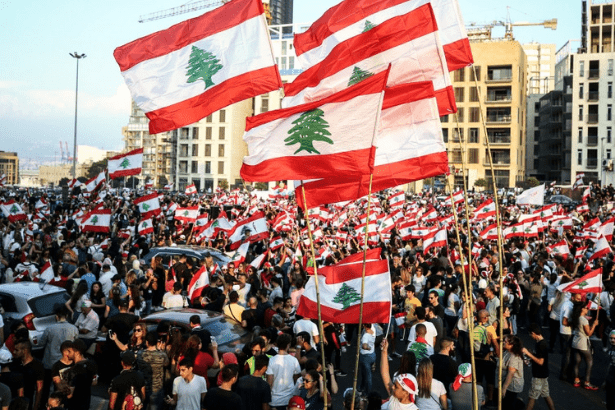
{"left": 304, "top": 379, "right": 314, "bottom": 384}
{"left": 135, "top": 329, "right": 143, "bottom": 332}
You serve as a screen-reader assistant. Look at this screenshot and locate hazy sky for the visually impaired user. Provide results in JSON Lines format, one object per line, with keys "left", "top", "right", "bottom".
{"left": 0, "top": 0, "right": 580, "bottom": 167}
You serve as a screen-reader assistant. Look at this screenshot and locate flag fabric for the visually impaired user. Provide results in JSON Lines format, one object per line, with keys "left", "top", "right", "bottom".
{"left": 175, "top": 206, "right": 199, "bottom": 223}
{"left": 0, "top": 174, "right": 5, "bottom": 186}
{"left": 503, "top": 223, "right": 524, "bottom": 239}
{"left": 35, "top": 198, "right": 48, "bottom": 210}
{"left": 479, "top": 224, "right": 498, "bottom": 241}
{"left": 187, "top": 265, "right": 210, "bottom": 303}
{"left": 558, "top": 268, "right": 603, "bottom": 294}
{"left": 296, "top": 248, "right": 391, "bottom": 324}
{"left": 293, "top": 0, "right": 472, "bottom": 73}
{"left": 516, "top": 184, "right": 545, "bottom": 206}
{"left": 108, "top": 148, "right": 143, "bottom": 179}
{"left": 134, "top": 193, "right": 162, "bottom": 219}
{"left": 423, "top": 228, "right": 447, "bottom": 253}
{"left": 473, "top": 200, "right": 496, "bottom": 220}
{"left": 67, "top": 179, "right": 82, "bottom": 189}
{"left": 547, "top": 240, "right": 570, "bottom": 259}
{"left": 144, "top": 181, "right": 154, "bottom": 189}
{"left": 471, "top": 243, "right": 483, "bottom": 259}
{"left": 582, "top": 186, "right": 591, "bottom": 203}
{"left": 113, "top": 0, "right": 282, "bottom": 134}
{"left": 82, "top": 209, "right": 111, "bottom": 233}
{"left": 444, "top": 190, "right": 464, "bottom": 206}
{"left": 294, "top": 81, "right": 448, "bottom": 209}
{"left": 227, "top": 212, "right": 269, "bottom": 250}
{"left": 85, "top": 170, "right": 106, "bottom": 192}
{"left": 240, "top": 70, "right": 388, "bottom": 182}
{"left": 575, "top": 246, "right": 588, "bottom": 260}
{"left": 138, "top": 218, "right": 154, "bottom": 235}
{"left": 185, "top": 184, "right": 198, "bottom": 195}
{"left": 230, "top": 241, "right": 250, "bottom": 265}
{"left": 573, "top": 173, "right": 585, "bottom": 190}
{"left": 285, "top": 2, "right": 456, "bottom": 116}
{"left": 589, "top": 235, "right": 612, "bottom": 261}
{"left": 0, "top": 201, "right": 27, "bottom": 223}
{"left": 250, "top": 252, "right": 267, "bottom": 269}
{"left": 39, "top": 261, "right": 55, "bottom": 283}
{"left": 576, "top": 203, "right": 590, "bottom": 214}
{"left": 599, "top": 217, "right": 614, "bottom": 242}
{"left": 164, "top": 184, "right": 174, "bottom": 191}
{"left": 269, "top": 236, "right": 284, "bottom": 251}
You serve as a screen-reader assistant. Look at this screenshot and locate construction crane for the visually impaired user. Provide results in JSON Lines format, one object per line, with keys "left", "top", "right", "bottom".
{"left": 59, "top": 141, "right": 65, "bottom": 163}
{"left": 138, "top": 0, "right": 271, "bottom": 23}
{"left": 467, "top": 8, "right": 557, "bottom": 41}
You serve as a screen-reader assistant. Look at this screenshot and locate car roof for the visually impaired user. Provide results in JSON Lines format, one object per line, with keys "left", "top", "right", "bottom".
{"left": 0, "top": 283, "right": 66, "bottom": 298}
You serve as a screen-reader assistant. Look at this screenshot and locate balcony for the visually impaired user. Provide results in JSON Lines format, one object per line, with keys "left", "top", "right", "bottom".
{"left": 484, "top": 159, "right": 511, "bottom": 167}
{"left": 587, "top": 113, "right": 599, "bottom": 123}
{"left": 588, "top": 91, "right": 600, "bottom": 101}
{"left": 485, "top": 115, "right": 511, "bottom": 124}
{"left": 587, "top": 158, "right": 598, "bottom": 168}
{"left": 487, "top": 135, "right": 511, "bottom": 145}
{"left": 588, "top": 69, "right": 600, "bottom": 79}
{"left": 587, "top": 136, "right": 598, "bottom": 146}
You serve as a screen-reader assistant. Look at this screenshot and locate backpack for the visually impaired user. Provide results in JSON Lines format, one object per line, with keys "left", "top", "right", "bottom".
{"left": 473, "top": 325, "right": 492, "bottom": 359}
{"left": 122, "top": 385, "right": 144, "bottom": 410}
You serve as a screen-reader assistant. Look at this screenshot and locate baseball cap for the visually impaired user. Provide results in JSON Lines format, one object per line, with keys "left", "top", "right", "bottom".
{"left": 0, "top": 349, "right": 12, "bottom": 365}
{"left": 288, "top": 396, "right": 305, "bottom": 410}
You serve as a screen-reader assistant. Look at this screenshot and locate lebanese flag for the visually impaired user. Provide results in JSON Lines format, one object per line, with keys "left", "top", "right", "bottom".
{"left": 134, "top": 193, "right": 162, "bottom": 219}
{"left": 194, "top": 213, "right": 209, "bottom": 230}
{"left": 144, "top": 181, "right": 154, "bottom": 189}
{"left": 388, "top": 191, "right": 405, "bottom": 209}
{"left": 444, "top": 190, "right": 464, "bottom": 206}
{"left": 523, "top": 223, "right": 539, "bottom": 238}
{"left": 297, "top": 248, "right": 391, "bottom": 324}
{"left": 138, "top": 218, "right": 154, "bottom": 235}
{"left": 479, "top": 224, "right": 499, "bottom": 240}
{"left": 576, "top": 203, "right": 590, "bottom": 214}
{"left": 82, "top": 209, "right": 111, "bottom": 233}
{"left": 285, "top": 5, "right": 455, "bottom": 116}
{"left": 294, "top": 0, "right": 472, "bottom": 72}
{"left": 250, "top": 252, "right": 267, "bottom": 270}
{"left": 558, "top": 268, "right": 603, "bottom": 294}
{"left": 67, "top": 179, "right": 82, "bottom": 189}
{"left": 473, "top": 200, "right": 496, "bottom": 220}
{"left": 547, "top": 240, "right": 570, "bottom": 259}
{"left": 185, "top": 184, "right": 197, "bottom": 195}
{"left": 230, "top": 241, "right": 250, "bottom": 265}
{"left": 35, "top": 198, "right": 48, "bottom": 210}
{"left": 550, "top": 215, "right": 573, "bottom": 232}
{"left": 240, "top": 70, "right": 388, "bottom": 182}
{"left": 175, "top": 206, "right": 199, "bottom": 223}
{"left": 471, "top": 243, "right": 483, "bottom": 259}
{"left": 599, "top": 217, "right": 614, "bottom": 242}
{"left": 423, "top": 228, "right": 447, "bottom": 253}
{"left": 164, "top": 184, "right": 174, "bottom": 191}
{"left": 227, "top": 212, "right": 268, "bottom": 250}
{"left": 575, "top": 246, "right": 588, "bottom": 260}
{"left": 269, "top": 236, "right": 284, "bottom": 251}
{"left": 573, "top": 173, "right": 585, "bottom": 190}
{"left": 85, "top": 170, "right": 106, "bottom": 192}
{"left": 503, "top": 222, "right": 524, "bottom": 239}
{"left": 582, "top": 186, "right": 591, "bottom": 203}
{"left": 295, "top": 82, "right": 448, "bottom": 209}
{"left": 108, "top": 148, "right": 143, "bottom": 179}
{"left": 589, "top": 235, "right": 612, "bottom": 261}
{"left": 584, "top": 217, "right": 601, "bottom": 232}
{"left": 38, "top": 261, "right": 54, "bottom": 283}
{"left": 114, "top": 0, "right": 282, "bottom": 134}
{"left": 188, "top": 265, "right": 210, "bottom": 303}
{"left": 0, "top": 201, "right": 27, "bottom": 223}
{"left": 0, "top": 174, "right": 5, "bottom": 186}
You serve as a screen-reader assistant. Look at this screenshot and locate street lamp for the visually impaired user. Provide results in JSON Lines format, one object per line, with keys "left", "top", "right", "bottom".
{"left": 69, "top": 52, "right": 86, "bottom": 179}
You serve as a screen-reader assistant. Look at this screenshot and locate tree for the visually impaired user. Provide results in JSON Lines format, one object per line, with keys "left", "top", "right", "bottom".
{"left": 363, "top": 20, "right": 376, "bottom": 32}
{"left": 526, "top": 177, "right": 540, "bottom": 187}
{"left": 474, "top": 178, "right": 487, "bottom": 188}
{"left": 58, "top": 178, "right": 70, "bottom": 187}
{"left": 186, "top": 46, "right": 223, "bottom": 89}
{"left": 332, "top": 283, "right": 362, "bottom": 310}
{"left": 218, "top": 179, "right": 229, "bottom": 190}
{"left": 284, "top": 109, "right": 333, "bottom": 154}
{"left": 254, "top": 182, "right": 268, "bottom": 191}
{"left": 86, "top": 159, "right": 108, "bottom": 179}
{"left": 348, "top": 66, "right": 374, "bottom": 86}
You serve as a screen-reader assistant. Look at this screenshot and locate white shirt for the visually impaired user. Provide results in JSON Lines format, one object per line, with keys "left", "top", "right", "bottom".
{"left": 560, "top": 299, "right": 574, "bottom": 335}
{"left": 266, "top": 353, "right": 301, "bottom": 407}
{"left": 415, "top": 379, "right": 447, "bottom": 410}
{"left": 99, "top": 271, "right": 115, "bottom": 297}
{"left": 173, "top": 375, "right": 207, "bottom": 410}
{"left": 75, "top": 309, "right": 99, "bottom": 339}
{"left": 163, "top": 293, "right": 187, "bottom": 309}
{"left": 408, "top": 321, "right": 438, "bottom": 348}
{"left": 360, "top": 332, "right": 376, "bottom": 355}
{"left": 293, "top": 319, "right": 320, "bottom": 348}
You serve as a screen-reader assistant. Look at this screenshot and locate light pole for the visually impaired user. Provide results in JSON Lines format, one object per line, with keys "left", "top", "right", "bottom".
{"left": 69, "top": 52, "right": 86, "bottom": 179}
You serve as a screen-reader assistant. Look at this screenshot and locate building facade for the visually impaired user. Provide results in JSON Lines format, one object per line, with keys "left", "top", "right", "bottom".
{"left": 0, "top": 151, "right": 19, "bottom": 186}
{"left": 39, "top": 163, "right": 91, "bottom": 187}
{"left": 523, "top": 43, "right": 556, "bottom": 95}
{"left": 443, "top": 40, "right": 528, "bottom": 190}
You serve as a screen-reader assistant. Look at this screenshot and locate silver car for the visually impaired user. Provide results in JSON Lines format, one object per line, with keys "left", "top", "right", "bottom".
{"left": 0, "top": 282, "right": 70, "bottom": 350}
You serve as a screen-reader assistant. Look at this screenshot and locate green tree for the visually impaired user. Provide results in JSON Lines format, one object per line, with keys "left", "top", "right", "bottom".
{"left": 58, "top": 177, "right": 70, "bottom": 187}
{"left": 186, "top": 46, "right": 223, "bottom": 89}
{"left": 255, "top": 182, "right": 268, "bottom": 191}
{"left": 332, "top": 283, "right": 362, "bottom": 310}
{"left": 218, "top": 179, "right": 229, "bottom": 190}
{"left": 285, "top": 109, "right": 333, "bottom": 154}
{"left": 474, "top": 178, "right": 487, "bottom": 188}
{"left": 363, "top": 20, "right": 376, "bottom": 32}
{"left": 86, "top": 159, "right": 108, "bottom": 179}
{"left": 348, "top": 66, "right": 374, "bottom": 87}
{"left": 526, "top": 177, "right": 540, "bottom": 187}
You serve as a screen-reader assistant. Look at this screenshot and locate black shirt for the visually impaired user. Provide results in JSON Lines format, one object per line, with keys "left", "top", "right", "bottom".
{"left": 0, "top": 371, "right": 24, "bottom": 400}
{"left": 241, "top": 309, "right": 258, "bottom": 332}
{"left": 10, "top": 358, "right": 44, "bottom": 410}
{"left": 531, "top": 339, "right": 549, "bottom": 379}
{"left": 65, "top": 359, "right": 98, "bottom": 410}
{"left": 109, "top": 369, "right": 146, "bottom": 410}
{"left": 202, "top": 387, "right": 243, "bottom": 410}
{"left": 234, "top": 375, "right": 272, "bottom": 410}
{"left": 105, "top": 313, "right": 140, "bottom": 344}
{"left": 51, "top": 360, "right": 72, "bottom": 383}
{"left": 430, "top": 353, "right": 458, "bottom": 392}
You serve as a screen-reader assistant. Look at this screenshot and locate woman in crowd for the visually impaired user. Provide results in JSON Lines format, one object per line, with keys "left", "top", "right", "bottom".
{"left": 65, "top": 280, "right": 88, "bottom": 323}
{"left": 298, "top": 369, "right": 327, "bottom": 410}
{"left": 358, "top": 323, "right": 376, "bottom": 394}
{"left": 570, "top": 301, "right": 599, "bottom": 390}
{"left": 501, "top": 335, "right": 524, "bottom": 410}
{"left": 89, "top": 281, "right": 106, "bottom": 325}
{"left": 415, "top": 358, "right": 448, "bottom": 410}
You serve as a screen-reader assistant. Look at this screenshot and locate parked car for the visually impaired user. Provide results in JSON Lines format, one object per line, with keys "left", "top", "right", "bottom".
{"left": 139, "top": 308, "right": 251, "bottom": 354}
{"left": 142, "top": 246, "right": 231, "bottom": 270}
{"left": 546, "top": 195, "right": 579, "bottom": 209}
{"left": 0, "top": 282, "right": 70, "bottom": 350}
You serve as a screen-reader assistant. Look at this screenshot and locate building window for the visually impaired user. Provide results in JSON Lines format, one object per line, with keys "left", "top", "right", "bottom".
{"left": 205, "top": 161, "right": 211, "bottom": 174}
{"left": 442, "top": 129, "right": 448, "bottom": 143}
{"left": 578, "top": 149, "right": 583, "bottom": 166}
{"left": 470, "top": 66, "right": 481, "bottom": 82}
{"left": 205, "top": 144, "right": 211, "bottom": 156}
{"left": 219, "top": 127, "right": 225, "bottom": 140}
{"left": 192, "top": 127, "right": 199, "bottom": 139}
{"left": 609, "top": 82, "right": 613, "bottom": 99}
{"left": 579, "top": 61, "right": 585, "bottom": 77}
{"left": 454, "top": 69, "right": 465, "bottom": 82}
{"left": 608, "top": 127, "right": 612, "bottom": 143}
{"left": 468, "top": 148, "right": 479, "bottom": 164}
{"left": 218, "top": 144, "right": 225, "bottom": 157}
{"left": 206, "top": 127, "right": 212, "bottom": 140}
{"left": 179, "top": 161, "right": 188, "bottom": 173}
{"left": 469, "top": 128, "right": 479, "bottom": 143}
{"left": 450, "top": 149, "right": 463, "bottom": 163}
{"left": 487, "top": 65, "right": 512, "bottom": 81}
{"left": 441, "top": 115, "right": 449, "bottom": 123}
{"left": 469, "top": 86, "right": 479, "bottom": 102}
{"left": 192, "top": 144, "right": 198, "bottom": 157}
{"left": 452, "top": 128, "right": 464, "bottom": 142}
{"left": 609, "top": 59, "right": 613, "bottom": 75}
{"left": 579, "top": 105, "right": 583, "bottom": 121}
{"left": 469, "top": 107, "right": 480, "bottom": 123}
{"left": 218, "top": 161, "right": 224, "bottom": 174}
{"left": 609, "top": 105, "right": 613, "bottom": 121}
{"left": 191, "top": 161, "right": 198, "bottom": 173}
{"left": 579, "top": 83, "right": 584, "bottom": 99}
{"left": 180, "top": 144, "right": 188, "bottom": 157}
{"left": 454, "top": 87, "right": 465, "bottom": 102}
{"left": 607, "top": 149, "right": 612, "bottom": 160}
{"left": 219, "top": 110, "right": 226, "bottom": 122}
{"left": 578, "top": 127, "right": 583, "bottom": 144}
{"left": 261, "top": 98, "right": 269, "bottom": 113}
{"left": 456, "top": 108, "right": 464, "bottom": 123}
{"left": 206, "top": 115, "right": 213, "bottom": 123}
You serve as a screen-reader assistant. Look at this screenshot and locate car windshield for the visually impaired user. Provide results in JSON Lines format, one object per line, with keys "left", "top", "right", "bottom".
{"left": 202, "top": 318, "right": 242, "bottom": 345}
{"left": 28, "top": 292, "right": 69, "bottom": 317}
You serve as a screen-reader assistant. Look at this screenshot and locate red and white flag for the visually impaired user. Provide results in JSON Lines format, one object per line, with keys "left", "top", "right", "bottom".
{"left": 187, "top": 265, "right": 210, "bottom": 303}
{"left": 185, "top": 184, "right": 197, "bottom": 195}
{"left": 576, "top": 203, "right": 590, "bottom": 214}
{"left": 503, "top": 223, "right": 524, "bottom": 239}
{"left": 286, "top": 1, "right": 458, "bottom": 115}
{"left": 39, "top": 261, "right": 55, "bottom": 283}
{"left": 227, "top": 212, "right": 268, "bottom": 250}
{"left": 138, "top": 218, "right": 154, "bottom": 235}
{"left": 230, "top": 241, "right": 250, "bottom": 265}
{"left": 547, "top": 240, "right": 570, "bottom": 259}
{"left": 0, "top": 201, "right": 27, "bottom": 223}
{"left": 82, "top": 209, "right": 111, "bottom": 233}
{"left": 134, "top": 193, "right": 161, "bottom": 219}
{"left": 589, "top": 235, "right": 612, "bottom": 261}
{"left": 269, "top": 236, "right": 284, "bottom": 251}
{"left": 0, "top": 174, "right": 5, "bottom": 186}
{"left": 67, "top": 179, "right": 82, "bottom": 189}
{"left": 84, "top": 170, "right": 106, "bottom": 192}
{"left": 250, "top": 252, "right": 267, "bottom": 270}
{"left": 175, "top": 206, "right": 199, "bottom": 223}
{"left": 108, "top": 148, "right": 143, "bottom": 179}
{"left": 444, "top": 190, "right": 464, "bottom": 206}
{"left": 575, "top": 246, "right": 588, "bottom": 260}
{"left": 471, "top": 243, "right": 483, "bottom": 259}
{"left": 582, "top": 186, "right": 591, "bottom": 203}
{"left": 164, "top": 184, "right": 174, "bottom": 191}
{"left": 479, "top": 224, "right": 499, "bottom": 241}
{"left": 144, "top": 181, "right": 154, "bottom": 189}
{"left": 423, "top": 228, "right": 447, "bottom": 253}
{"left": 558, "top": 268, "right": 603, "bottom": 294}
{"left": 297, "top": 248, "right": 391, "bottom": 324}
{"left": 473, "top": 200, "right": 496, "bottom": 220}
{"left": 573, "top": 173, "right": 585, "bottom": 190}
{"left": 388, "top": 191, "right": 405, "bottom": 209}
{"left": 599, "top": 217, "right": 614, "bottom": 242}
{"left": 240, "top": 70, "right": 388, "bottom": 182}
{"left": 114, "top": 0, "right": 282, "bottom": 134}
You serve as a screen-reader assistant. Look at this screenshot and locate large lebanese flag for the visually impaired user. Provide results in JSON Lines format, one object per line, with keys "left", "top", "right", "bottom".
{"left": 138, "top": 218, "right": 154, "bottom": 235}
{"left": 0, "top": 200, "right": 27, "bottom": 223}
{"left": 227, "top": 212, "right": 268, "bottom": 250}
{"left": 547, "top": 240, "right": 571, "bottom": 259}
{"left": 297, "top": 248, "right": 391, "bottom": 324}
{"left": 599, "top": 217, "right": 614, "bottom": 242}
{"left": 294, "top": 0, "right": 472, "bottom": 72}
{"left": 473, "top": 199, "right": 496, "bottom": 220}
{"left": 295, "top": 81, "right": 447, "bottom": 209}
{"left": 85, "top": 170, "right": 106, "bottom": 192}
{"left": 188, "top": 265, "right": 210, "bottom": 303}
{"left": 175, "top": 206, "right": 199, "bottom": 223}
{"left": 557, "top": 268, "right": 602, "bottom": 294}
{"left": 39, "top": 261, "right": 54, "bottom": 283}
{"left": 113, "top": 0, "right": 282, "bottom": 134}
{"left": 423, "top": 228, "right": 447, "bottom": 253}
{"left": 589, "top": 235, "right": 612, "bottom": 261}
{"left": 108, "top": 148, "right": 143, "bottom": 179}
{"left": 240, "top": 70, "right": 388, "bottom": 182}
{"left": 134, "top": 193, "right": 161, "bottom": 219}
{"left": 82, "top": 209, "right": 111, "bottom": 233}
{"left": 285, "top": 3, "right": 456, "bottom": 116}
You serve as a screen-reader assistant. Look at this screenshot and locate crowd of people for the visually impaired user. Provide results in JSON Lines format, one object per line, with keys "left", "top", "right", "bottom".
{"left": 0, "top": 181, "right": 614, "bottom": 410}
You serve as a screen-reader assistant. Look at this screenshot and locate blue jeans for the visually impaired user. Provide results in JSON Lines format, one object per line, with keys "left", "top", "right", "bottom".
{"left": 148, "top": 389, "right": 165, "bottom": 410}
{"left": 359, "top": 352, "right": 376, "bottom": 393}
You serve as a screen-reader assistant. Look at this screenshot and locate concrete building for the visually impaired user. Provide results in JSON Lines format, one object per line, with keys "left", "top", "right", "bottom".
{"left": 0, "top": 151, "right": 19, "bottom": 186}
{"left": 19, "top": 169, "right": 41, "bottom": 188}
{"left": 523, "top": 43, "right": 556, "bottom": 95}
{"left": 570, "top": 0, "right": 615, "bottom": 186}
{"left": 38, "top": 163, "right": 91, "bottom": 187}
{"left": 443, "top": 39, "right": 528, "bottom": 190}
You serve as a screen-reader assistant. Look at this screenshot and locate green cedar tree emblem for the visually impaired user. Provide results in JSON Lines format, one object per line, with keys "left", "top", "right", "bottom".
{"left": 511, "top": 226, "right": 518, "bottom": 233}
{"left": 577, "top": 280, "right": 588, "bottom": 289}
{"left": 9, "top": 205, "right": 18, "bottom": 214}
{"left": 363, "top": 20, "right": 376, "bottom": 32}
{"left": 91, "top": 215, "right": 99, "bottom": 225}
{"left": 120, "top": 158, "right": 130, "bottom": 169}
{"left": 348, "top": 66, "right": 374, "bottom": 87}
{"left": 332, "top": 283, "right": 361, "bottom": 310}
{"left": 183, "top": 210, "right": 189, "bottom": 216}
{"left": 458, "top": 363, "right": 471, "bottom": 375}
{"left": 284, "top": 109, "right": 333, "bottom": 154}
{"left": 186, "top": 46, "right": 223, "bottom": 89}
{"left": 408, "top": 341, "right": 430, "bottom": 362}
{"left": 142, "top": 203, "right": 150, "bottom": 211}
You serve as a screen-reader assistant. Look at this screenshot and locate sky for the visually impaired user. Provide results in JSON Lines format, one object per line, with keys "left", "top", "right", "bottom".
{"left": 0, "top": 0, "right": 581, "bottom": 168}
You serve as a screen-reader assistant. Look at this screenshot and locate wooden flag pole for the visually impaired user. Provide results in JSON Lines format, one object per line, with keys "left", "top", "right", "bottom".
{"left": 350, "top": 174, "right": 374, "bottom": 410}
{"left": 300, "top": 184, "right": 329, "bottom": 409}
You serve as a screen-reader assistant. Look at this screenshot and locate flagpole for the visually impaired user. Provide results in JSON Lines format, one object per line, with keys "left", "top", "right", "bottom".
{"left": 350, "top": 173, "right": 374, "bottom": 410}
{"left": 300, "top": 184, "right": 329, "bottom": 409}
{"left": 447, "top": 180, "right": 479, "bottom": 410}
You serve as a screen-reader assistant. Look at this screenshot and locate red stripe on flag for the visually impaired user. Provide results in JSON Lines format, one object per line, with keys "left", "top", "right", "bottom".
{"left": 297, "top": 297, "right": 390, "bottom": 324}
{"left": 443, "top": 38, "right": 474, "bottom": 71}
{"left": 114, "top": 0, "right": 265, "bottom": 71}
{"left": 381, "top": 81, "right": 435, "bottom": 109}
{"left": 109, "top": 168, "right": 142, "bottom": 178}
{"left": 108, "top": 148, "right": 143, "bottom": 161}
{"left": 320, "top": 259, "right": 389, "bottom": 284}
{"left": 146, "top": 66, "right": 281, "bottom": 134}
{"left": 284, "top": 5, "right": 436, "bottom": 97}
{"left": 435, "top": 86, "right": 456, "bottom": 116}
